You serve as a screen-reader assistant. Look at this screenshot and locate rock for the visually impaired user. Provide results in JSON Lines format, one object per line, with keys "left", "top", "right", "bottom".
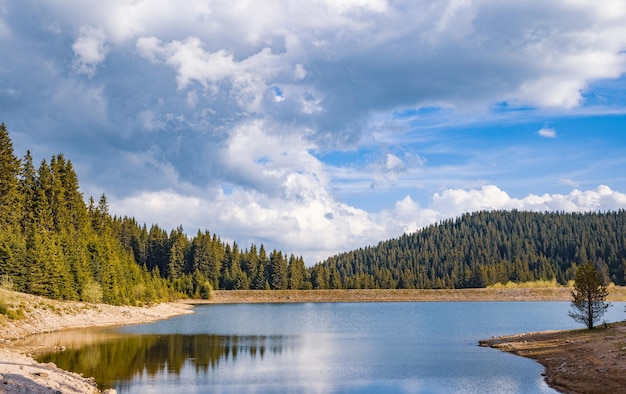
{"left": 103, "top": 389, "right": 118, "bottom": 394}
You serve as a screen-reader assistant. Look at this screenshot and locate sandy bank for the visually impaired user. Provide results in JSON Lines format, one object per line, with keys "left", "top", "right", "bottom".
{"left": 198, "top": 287, "right": 626, "bottom": 304}
{"left": 1, "top": 289, "right": 193, "bottom": 393}
{"left": 480, "top": 322, "right": 626, "bottom": 394}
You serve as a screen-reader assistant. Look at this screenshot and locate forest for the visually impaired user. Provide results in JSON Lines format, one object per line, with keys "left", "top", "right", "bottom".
{"left": 1, "top": 122, "right": 625, "bottom": 305}
{"left": 0, "top": 123, "right": 309, "bottom": 304}
{"left": 314, "top": 210, "right": 626, "bottom": 289}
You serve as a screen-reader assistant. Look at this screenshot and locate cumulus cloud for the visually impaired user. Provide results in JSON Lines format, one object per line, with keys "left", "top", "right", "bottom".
{"left": 72, "top": 26, "right": 109, "bottom": 77}
{"left": 136, "top": 36, "right": 298, "bottom": 113}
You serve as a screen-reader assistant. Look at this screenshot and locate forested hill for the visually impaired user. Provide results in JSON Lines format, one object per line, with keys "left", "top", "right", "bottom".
{"left": 310, "top": 210, "right": 626, "bottom": 289}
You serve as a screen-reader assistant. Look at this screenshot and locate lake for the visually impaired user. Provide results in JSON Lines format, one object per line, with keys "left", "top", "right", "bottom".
{"left": 36, "top": 301, "right": 626, "bottom": 393}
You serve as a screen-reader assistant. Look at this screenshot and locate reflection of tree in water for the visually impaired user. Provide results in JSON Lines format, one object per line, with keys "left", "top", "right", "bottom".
{"left": 37, "top": 334, "right": 292, "bottom": 390}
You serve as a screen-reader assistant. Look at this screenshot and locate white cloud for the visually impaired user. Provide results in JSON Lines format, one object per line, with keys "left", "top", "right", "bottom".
{"left": 136, "top": 36, "right": 293, "bottom": 112}
{"left": 136, "top": 37, "right": 240, "bottom": 90}
{"left": 217, "top": 119, "right": 325, "bottom": 194}
{"left": 430, "top": 185, "right": 514, "bottom": 215}
{"left": 384, "top": 153, "right": 404, "bottom": 172}
{"left": 72, "top": 26, "right": 109, "bottom": 77}
{"left": 537, "top": 126, "right": 557, "bottom": 138}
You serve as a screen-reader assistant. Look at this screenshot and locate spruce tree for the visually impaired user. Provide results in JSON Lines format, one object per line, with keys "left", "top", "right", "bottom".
{"left": 269, "top": 250, "right": 288, "bottom": 290}
{"left": 0, "top": 122, "right": 21, "bottom": 228}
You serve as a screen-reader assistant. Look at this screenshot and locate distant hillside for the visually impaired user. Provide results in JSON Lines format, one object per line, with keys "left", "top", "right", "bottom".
{"left": 310, "top": 210, "right": 626, "bottom": 289}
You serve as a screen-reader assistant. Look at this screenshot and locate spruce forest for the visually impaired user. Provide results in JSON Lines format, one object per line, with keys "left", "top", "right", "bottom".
{"left": 314, "top": 210, "right": 626, "bottom": 289}
{"left": 1, "top": 122, "right": 625, "bottom": 305}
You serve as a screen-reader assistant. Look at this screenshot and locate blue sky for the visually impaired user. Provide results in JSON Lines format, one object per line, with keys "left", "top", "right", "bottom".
{"left": 1, "top": 1, "right": 626, "bottom": 264}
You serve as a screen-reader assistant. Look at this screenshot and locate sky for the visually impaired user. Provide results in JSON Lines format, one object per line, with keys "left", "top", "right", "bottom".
{"left": 2, "top": 0, "right": 626, "bottom": 265}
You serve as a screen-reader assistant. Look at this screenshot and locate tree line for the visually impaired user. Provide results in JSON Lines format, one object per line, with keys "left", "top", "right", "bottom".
{"left": 111, "top": 219, "right": 311, "bottom": 294}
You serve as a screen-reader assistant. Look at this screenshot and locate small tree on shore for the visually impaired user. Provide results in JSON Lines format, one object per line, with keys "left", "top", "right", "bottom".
{"left": 568, "top": 262, "right": 610, "bottom": 329}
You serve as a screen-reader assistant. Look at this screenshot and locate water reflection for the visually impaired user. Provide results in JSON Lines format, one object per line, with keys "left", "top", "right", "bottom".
{"left": 21, "top": 302, "right": 606, "bottom": 393}
{"left": 33, "top": 332, "right": 294, "bottom": 390}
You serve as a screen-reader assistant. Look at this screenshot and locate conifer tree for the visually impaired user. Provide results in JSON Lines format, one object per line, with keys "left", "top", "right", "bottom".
{"left": 269, "top": 250, "right": 288, "bottom": 290}
{"left": 288, "top": 255, "right": 308, "bottom": 290}
{"left": 167, "top": 226, "right": 188, "bottom": 280}
{"left": 569, "top": 261, "right": 610, "bottom": 329}
{"left": 19, "top": 151, "right": 37, "bottom": 235}
{"left": 0, "top": 122, "right": 21, "bottom": 228}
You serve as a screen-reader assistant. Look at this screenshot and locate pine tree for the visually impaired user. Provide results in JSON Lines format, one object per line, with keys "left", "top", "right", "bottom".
{"left": 0, "top": 122, "right": 21, "bottom": 228}
{"left": 269, "top": 250, "right": 288, "bottom": 290}
{"left": 288, "top": 255, "right": 308, "bottom": 290}
{"left": 167, "top": 226, "right": 188, "bottom": 280}
{"left": 19, "top": 150, "right": 37, "bottom": 235}
{"left": 569, "top": 262, "right": 610, "bottom": 329}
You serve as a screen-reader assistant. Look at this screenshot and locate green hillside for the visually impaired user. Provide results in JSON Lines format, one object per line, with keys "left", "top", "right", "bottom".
{"left": 311, "top": 210, "right": 626, "bottom": 289}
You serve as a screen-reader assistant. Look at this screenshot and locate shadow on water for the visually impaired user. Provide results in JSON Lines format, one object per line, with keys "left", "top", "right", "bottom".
{"left": 29, "top": 331, "right": 293, "bottom": 390}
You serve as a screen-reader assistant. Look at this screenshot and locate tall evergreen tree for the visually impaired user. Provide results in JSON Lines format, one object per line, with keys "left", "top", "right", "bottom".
{"left": 0, "top": 122, "right": 21, "bottom": 228}
{"left": 269, "top": 250, "right": 288, "bottom": 290}
{"left": 167, "top": 225, "right": 189, "bottom": 280}
{"left": 18, "top": 150, "right": 37, "bottom": 235}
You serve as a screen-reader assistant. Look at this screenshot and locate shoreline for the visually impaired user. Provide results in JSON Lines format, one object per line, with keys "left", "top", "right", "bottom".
{"left": 1, "top": 289, "right": 193, "bottom": 393}
{"left": 480, "top": 322, "right": 626, "bottom": 394}
{"left": 3, "top": 287, "right": 626, "bottom": 393}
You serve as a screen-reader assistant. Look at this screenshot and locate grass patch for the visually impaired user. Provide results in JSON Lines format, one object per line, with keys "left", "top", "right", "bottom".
{"left": 488, "top": 279, "right": 562, "bottom": 289}
{"left": 0, "top": 301, "right": 25, "bottom": 320}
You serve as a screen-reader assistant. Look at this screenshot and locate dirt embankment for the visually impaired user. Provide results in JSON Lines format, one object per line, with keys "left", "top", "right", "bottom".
{"left": 199, "top": 287, "right": 626, "bottom": 304}
{"left": 480, "top": 322, "right": 626, "bottom": 394}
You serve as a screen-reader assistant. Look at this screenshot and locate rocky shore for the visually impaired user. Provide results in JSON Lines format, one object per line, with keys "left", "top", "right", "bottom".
{"left": 480, "top": 322, "right": 626, "bottom": 394}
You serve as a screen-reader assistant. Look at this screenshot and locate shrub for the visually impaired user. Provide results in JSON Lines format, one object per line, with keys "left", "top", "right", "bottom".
{"left": 0, "top": 302, "right": 24, "bottom": 320}
{"left": 82, "top": 281, "right": 104, "bottom": 303}
{"left": 0, "top": 275, "right": 13, "bottom": 291}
